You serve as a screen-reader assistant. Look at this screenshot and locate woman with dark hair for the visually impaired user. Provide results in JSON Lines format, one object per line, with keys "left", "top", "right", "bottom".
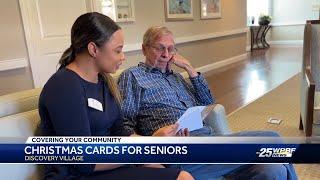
{"left": 38, "top": 12, "right": 193, "bottom": 180}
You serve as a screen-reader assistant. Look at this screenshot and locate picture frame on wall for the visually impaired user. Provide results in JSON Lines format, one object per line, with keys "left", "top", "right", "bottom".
{"left": 200, "top": 0, "right": 221, "bottom": 19}
{"left": 93, "top": 0, "right": 135, "bottom": 22}
{"left": 165, "top": 0, "right": 193, "bottom": 21}
{"left": 114, "top": 0, "right": 135, "bottom": 22}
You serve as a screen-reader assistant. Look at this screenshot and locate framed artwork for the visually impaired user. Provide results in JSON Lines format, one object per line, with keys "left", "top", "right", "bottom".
{"left": 200, "top": 0, "right": 221, "bottom": 19}
{"left": 93, "top": 0, "right": 135, "bottom": 22}
{"left": 165, "top": 0, "right": 193, "bottom": 21}
{"left": 114, "top": 0, "right": 135, "bottom": 22}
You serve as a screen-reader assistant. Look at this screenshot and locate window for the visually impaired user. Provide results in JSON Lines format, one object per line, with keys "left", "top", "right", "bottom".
{"left": 247, "top": 0, "right": 271, "bottom": 25}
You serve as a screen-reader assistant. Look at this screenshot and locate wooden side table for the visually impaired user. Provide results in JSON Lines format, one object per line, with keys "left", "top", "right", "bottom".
{"left": 249, "top": 25, "right": 271, "bottom": 51}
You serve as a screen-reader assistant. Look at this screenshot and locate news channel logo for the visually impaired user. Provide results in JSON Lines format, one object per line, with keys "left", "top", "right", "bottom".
{"left": 256, "top": 148, "right": 296, "bottom": 158}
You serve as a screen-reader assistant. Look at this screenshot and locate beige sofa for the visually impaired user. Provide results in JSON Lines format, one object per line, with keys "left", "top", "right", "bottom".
{"left": 0, "top": 88, "right": 42, "bottom": 180}
{"left": 0, "top": 83, "right": 228, "bottom": 179}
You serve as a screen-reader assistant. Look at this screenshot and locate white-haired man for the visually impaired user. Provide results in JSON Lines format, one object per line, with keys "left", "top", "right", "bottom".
{"left": 118, "top": 26, "right": 297, "bottom": 179}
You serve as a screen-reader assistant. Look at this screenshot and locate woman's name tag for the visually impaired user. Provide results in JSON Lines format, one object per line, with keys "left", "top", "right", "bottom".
{"left": 87, "top": 98, "right": 103, "bottom": 112}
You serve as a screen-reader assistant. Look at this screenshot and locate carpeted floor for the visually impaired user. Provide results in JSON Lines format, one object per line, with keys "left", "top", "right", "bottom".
{"left": 227, "top": 73, "right": 319, "bottom": 180}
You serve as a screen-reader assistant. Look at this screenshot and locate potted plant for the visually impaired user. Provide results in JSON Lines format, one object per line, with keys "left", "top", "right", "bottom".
{"left": 258, "top": 14, "right": 272, "bottom": 26}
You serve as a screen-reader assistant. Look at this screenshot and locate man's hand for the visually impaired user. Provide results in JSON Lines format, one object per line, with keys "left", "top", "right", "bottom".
{"left": 171, "top": 54, "right": 198, "bottom": 78}
{"left": 152, "top": 123, "right": 190, "bottom": 136}
{"left": 176, "top": 128, "right": 190, "bottom": 136}
{"left": 152, "top": 124, "right": 179, "bottom": 136}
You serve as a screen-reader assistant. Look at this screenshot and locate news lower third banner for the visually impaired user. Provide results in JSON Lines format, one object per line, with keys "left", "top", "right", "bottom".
{"left": 0, "top": 137, "right": 320, "bottom": 164}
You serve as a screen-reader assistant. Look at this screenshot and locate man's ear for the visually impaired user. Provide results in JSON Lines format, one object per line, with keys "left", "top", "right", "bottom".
{"left": 87, "top": 42, "right": 98, "bottom": 58}
{"left": 142, "top": 44, "right": 147, "bottom": 56}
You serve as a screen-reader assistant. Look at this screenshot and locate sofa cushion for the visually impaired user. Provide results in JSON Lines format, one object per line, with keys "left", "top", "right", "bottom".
{"left": 0, "top": 88, "right": 41, "bottom": 118}
{"left": 0, "top": 164, "right": 39, "bottom": 180}
{"left": 0, "top": 109, "right": 40, "bottom": 137}
{"left": 0, "top": 109, "right": 41, "bottom": 179}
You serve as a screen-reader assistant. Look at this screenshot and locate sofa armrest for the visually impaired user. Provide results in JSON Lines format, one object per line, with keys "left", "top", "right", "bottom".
{"left": 300, "top": 68, "right": 315, "bottom": 136}
{"left": 0, "top": 88, "right": 41, "bottom": 118}
{"left": 0, "top": 109, "right": 40, "bottom": 138}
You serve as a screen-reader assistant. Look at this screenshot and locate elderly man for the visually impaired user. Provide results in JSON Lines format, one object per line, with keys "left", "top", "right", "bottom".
{"left": 118, "top": 27, "right": 230, "bottom": 137}
{"left": 118, "top": 26, "right": 297, "bottom": 179}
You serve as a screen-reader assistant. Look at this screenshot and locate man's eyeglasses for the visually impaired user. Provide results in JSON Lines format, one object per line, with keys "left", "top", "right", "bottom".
{"left": 148, "top": 44, "right": 178, "bottom": 55}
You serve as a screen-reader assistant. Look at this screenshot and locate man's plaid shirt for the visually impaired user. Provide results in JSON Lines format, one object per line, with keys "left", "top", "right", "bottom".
{"left": 118, "top": 62, "right": 214, "bottom": 136}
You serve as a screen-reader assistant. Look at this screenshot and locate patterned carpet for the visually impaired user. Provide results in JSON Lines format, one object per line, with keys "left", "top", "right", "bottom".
{"left": 227, "top": 73, "right": 320, "bottom": 180}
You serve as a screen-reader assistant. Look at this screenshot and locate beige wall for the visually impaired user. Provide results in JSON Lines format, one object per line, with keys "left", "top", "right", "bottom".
{"left": 0, "top": 0, "right": 28, "bottom": 60}
{"left": 270, "top": 0, "right": 317, "bottom": 41}
{"left": 272, "top": 0, "right": 315, "bottom": 23}
{"left": 0, "top": 0, "right": 34, "bottom": 95}
{"left": 271, "top": 26, "right": 305, "bottom": 41}
{"left": 0, "top": 0, "right": 247, "bottom": 95}
{"left": 121, "top": 0, "right": 247, "bottom": 69}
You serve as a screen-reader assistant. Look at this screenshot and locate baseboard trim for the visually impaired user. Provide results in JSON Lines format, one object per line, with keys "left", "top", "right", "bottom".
{"left": 246, "top": 46, "right": 251, "bottom": 52}
{"left": 246, "top": 40, "right": 302, "bottom": 50}
{"left": 269, "top": 40, "right": 303, "bottom": 47}
{"left": 0, "top": 58, "right": 28, "bottom": 71}
{"left": 270, "top": 22, "right": 305, "bottom": 27}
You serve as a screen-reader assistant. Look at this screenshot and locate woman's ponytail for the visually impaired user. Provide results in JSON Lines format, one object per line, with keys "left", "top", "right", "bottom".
{"left": 58, "top": 46, "right": 75, "bottom": 69}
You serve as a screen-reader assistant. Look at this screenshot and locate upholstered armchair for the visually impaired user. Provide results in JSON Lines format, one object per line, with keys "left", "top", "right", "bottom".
{"left": 300, "top": 20, "right": 320, "bottom": 136}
